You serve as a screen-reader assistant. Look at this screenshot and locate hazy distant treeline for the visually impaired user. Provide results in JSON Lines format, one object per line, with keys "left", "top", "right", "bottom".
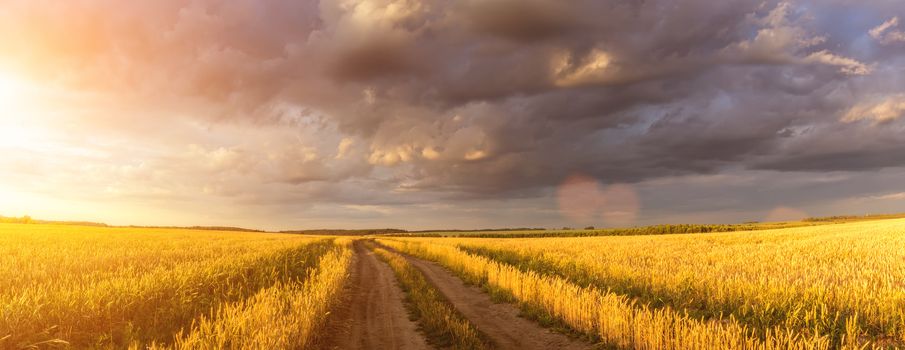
{"left": 124, "top": 225, "right": 265, "bottom": 233}
{"left": 280, "top": 229, "right": 407, "bottom": 236}
{"left": 407, "top": 227, "right": 547, "bottom": 233}
{"left": 0, "top": 215, "right": 108, "bottom": 227}
{"left": 393, "top": 222, "right": 819, "bottom": 238}
{"left": 803, "top": 213, "right": 905, "bottom": 222}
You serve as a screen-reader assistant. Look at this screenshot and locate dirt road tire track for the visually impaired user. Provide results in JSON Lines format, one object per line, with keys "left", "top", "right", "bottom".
{"left": 402, "top": 253, "right": 596, "bottom": 350}
{"left": 318, "top": 242, "right": 430, "bottom": 350}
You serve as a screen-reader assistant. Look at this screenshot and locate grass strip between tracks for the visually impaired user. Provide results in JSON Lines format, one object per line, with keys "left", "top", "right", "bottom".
{"left": 369, "top": 242, "right": 492, "bottom": 349}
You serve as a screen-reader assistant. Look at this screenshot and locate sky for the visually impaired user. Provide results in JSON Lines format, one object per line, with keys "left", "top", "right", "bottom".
{"left": 1, "top": 0, "right": 905, "bottom": 231}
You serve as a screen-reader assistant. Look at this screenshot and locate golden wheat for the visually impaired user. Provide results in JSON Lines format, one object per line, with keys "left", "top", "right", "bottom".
{"left": 419, "top": 219, "right": 905, "bottom": 347}
{"left": 379, "top": 219, "right": 905, "bottom": 349}
{"left": 0, "top": 223, "right": 349, "bottom": 349}
{"left": 159, "top": 241, "right": 352, "bottom": 349}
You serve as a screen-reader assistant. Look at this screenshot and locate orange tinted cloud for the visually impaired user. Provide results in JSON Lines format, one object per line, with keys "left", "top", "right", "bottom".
{"left": 0, "top": 1, "right": 903, "bottom": 230}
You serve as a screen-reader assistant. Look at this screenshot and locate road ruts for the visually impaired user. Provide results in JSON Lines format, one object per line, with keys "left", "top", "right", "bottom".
{"left": 318, "top": 241, "right": 430, "bottom": 350}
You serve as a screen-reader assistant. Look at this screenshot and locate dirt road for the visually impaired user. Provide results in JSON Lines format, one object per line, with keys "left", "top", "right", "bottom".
{"left": 404, "top": 254, "right": 595, "bottom": 350}
{"left": 318, "top": 242, "right": 430, "bottom": 350}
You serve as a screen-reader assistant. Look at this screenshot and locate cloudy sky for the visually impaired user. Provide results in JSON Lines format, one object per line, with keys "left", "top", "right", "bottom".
{"left": 1, "top": 0, "right": 905, "bottom": 230}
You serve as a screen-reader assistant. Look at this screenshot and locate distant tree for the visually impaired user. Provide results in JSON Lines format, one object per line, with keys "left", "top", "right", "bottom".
{"left": 562, "top": 226, "right": 572, "bottom": 230}
{"left": 22, "top": 215, "right": 32, "bottom": 224}
{"left": 584, "top": 226, "right": 595, "bottom": 230}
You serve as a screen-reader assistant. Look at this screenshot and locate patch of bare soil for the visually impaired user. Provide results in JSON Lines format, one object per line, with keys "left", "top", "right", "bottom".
{"left": 403, "top": 255, "right": 595, "bottom": 350}
{"left": 318, "top": 242, "right": 430, "bottom": 350}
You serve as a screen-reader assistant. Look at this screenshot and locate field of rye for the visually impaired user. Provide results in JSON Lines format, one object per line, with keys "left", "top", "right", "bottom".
{"left": 379, "top": 218, "right": 905, "bottom": 349}
{"left": 0, "top": 223, "right": 351, "bottom": 349}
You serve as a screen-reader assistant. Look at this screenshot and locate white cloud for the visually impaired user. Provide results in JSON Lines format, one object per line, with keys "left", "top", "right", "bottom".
{"left": 803, "top": 50, "right": 871, "bottom": 75}
{"left": 872, "top": 192, "right": 905, "bottom": 200}
{"left": 552, "top": 49, "right": 613, "bottom": 87}
{"left": 335, "top": 137, "right": 355, "bottom": 159}
{"left": 344, "top": 204, "right": 394, "bottom": 215}
{"left": 464, "top": 149, "right": 487, "bottom": 161}
{"left": 842, "top": 94, "right": 905, "bottom": 124}
{"left": 421, "top": 147, "right": 440, "bottom": 160}
{"left": 368, "top": 145, "right": 415, "bottom": 166}
{"left": 870, "top": 17, "right": 905, "bottom": 44}
{"left": 725, "top": 2, "right": 870, "bottom": 76}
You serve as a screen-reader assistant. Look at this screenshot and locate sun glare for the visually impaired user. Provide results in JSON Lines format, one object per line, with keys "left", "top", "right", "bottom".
{"left": 0, "top": 71, "right": 35, "bottom": 120}
{"left": 0, "top": 71, "right": 46, "bottom": 149}
{"left": 0, "top": 72, "right": 27, "bottom": 105}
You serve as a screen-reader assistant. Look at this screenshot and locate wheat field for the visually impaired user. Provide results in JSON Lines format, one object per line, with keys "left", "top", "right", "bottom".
{"left": 379, "top": 218, "right": 905, "bottom": 349}
{"left": 4, "top": 218, "right": 905, "bottom": 349}
{"left": 0, "top": 223, "right": 351, "bottom": 349}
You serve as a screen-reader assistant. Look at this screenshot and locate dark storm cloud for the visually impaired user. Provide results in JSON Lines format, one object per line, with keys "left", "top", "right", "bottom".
{"left": 279, "top": 0, "right": 903, "bottom": 197}
{"left": 461, "top": 0, "right": 575, "bottom": 43}
{"left": 333, "top": 0, "right": 899, "bottom": 197}
{"left": 4, "top": 0, "right": 905, "bottom": 228}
